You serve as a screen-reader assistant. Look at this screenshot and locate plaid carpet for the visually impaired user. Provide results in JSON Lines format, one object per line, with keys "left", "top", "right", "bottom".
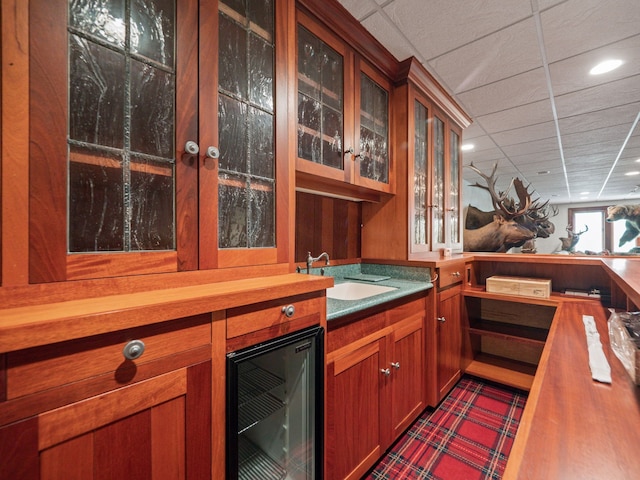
{"left": 364, "top": 375, "right": 527, "bottom": 480}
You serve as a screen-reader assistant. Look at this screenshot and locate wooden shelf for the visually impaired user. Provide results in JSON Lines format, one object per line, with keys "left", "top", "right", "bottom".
{"left": 467, "top": 319, "right": 548, "bottom": 345}
{"left": 464, "top": 354, "right": 536, "bottom": 391}
{"left": 463, "top": 287, "right": 559, "bottom": 307}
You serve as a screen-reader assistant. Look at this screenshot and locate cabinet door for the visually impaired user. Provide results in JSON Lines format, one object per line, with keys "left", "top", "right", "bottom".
{"left": 29, "top": 0, "right": 198, "bottom": 282}
{"left": 437, "top": 286, "right": 462, "bottom": 399}
{"left": 409, "top": 93, "right": 432, "bottom": 256}
{"left": 296, "top": 14, "right": 351, "bottom": 184}
{"left": 388, "top": 315, "right": 425, "bottom": 442}
{"left": 353, "top": 60, "right": 393, "bottom": 194}
{"left": 448, "top": 124, "right": 463, "bottom": 252}
{"left": 0, "top": 362, "right": 211, "bottom": 480}
{"left": 199, "top": 0, "right": 290, "bottom": 269}
{"left": 326, "top": 338, "right": 386, "bottom": 480}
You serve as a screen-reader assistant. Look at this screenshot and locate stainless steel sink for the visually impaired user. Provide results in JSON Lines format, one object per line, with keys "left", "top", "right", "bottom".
{"left": 326, "top": 282, "right": 397, "bottom": 301}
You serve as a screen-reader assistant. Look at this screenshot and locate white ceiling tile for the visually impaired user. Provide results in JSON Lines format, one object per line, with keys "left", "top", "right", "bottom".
{"left": 475, "top": 100, "right": 554, "bottom": 134}
{"left": 338, "top": 0, "right": 378, "bottom": 20}
{"left": 502, "top": 137, "right": 560, "bottom": 157}
{"left": 456, "top": 68, "right": 549, "bottom": 116}
{"left": 491, "top": 121, "right": 557, "bottom": 147}
{"left": 381, "top": 0, "right": 532, "bottom": 60}
{"left": 461, "top": 123, "right": 486, "bottom": 140}
{"left": 540, "top": 0, "right": 640, "bottom": 62}
{"left": 360, "top": 11, "right": 414, "bottom": 61}
{"left": 555, "top": 75, "right": 640, "bottom": 118}
{"left": 427, "top": 18, "right": 542, "bottom": 93}
{"left": 549, "top": 35, "right": 640, "bottom": 96}
{"left": 558, "top": 102, "right": 640, "bottom": 135}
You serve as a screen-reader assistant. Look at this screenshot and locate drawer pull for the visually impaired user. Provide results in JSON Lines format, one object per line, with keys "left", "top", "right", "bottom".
{"left": 123, "top": 340, "right": 145, "bottom": 361}
{"left": 390, "top": 362, "right": 400, "bottom": 369}
{"left": 437, "top": 316, "right": 446, "bottom": 322}
{"left": 380, "top": 368, "right": 391, "bottom": 376}
{"left": 282, "top": 305, "right": 296, "bottom": 318}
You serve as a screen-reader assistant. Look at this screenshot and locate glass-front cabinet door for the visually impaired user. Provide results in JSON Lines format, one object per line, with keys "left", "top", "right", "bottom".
{"left": 295, "top": 12, "right": 393, "bottom": 197}
{"left": 448, "top": 126, "right": 463, "bottom": 252}
{"left": 28, "top": 0, "right": 291, "bottom": 282}
{"left": 409, "top": 96, "right": 431, "bottom": 256}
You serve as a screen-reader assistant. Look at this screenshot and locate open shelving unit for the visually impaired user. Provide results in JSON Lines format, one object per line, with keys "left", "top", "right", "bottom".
{"left": 462, "top": 289, "right": 557, "bottom": 391}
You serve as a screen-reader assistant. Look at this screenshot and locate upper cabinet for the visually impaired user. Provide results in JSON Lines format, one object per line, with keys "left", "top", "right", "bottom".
{"left": 295, "top": 9, "right": 394, "bottom": 201}
{"left": 26, "top": 0, "right": 292, "bottom": 283}
{"left": 362, "top": 58, "right": 471, "bottom": 260}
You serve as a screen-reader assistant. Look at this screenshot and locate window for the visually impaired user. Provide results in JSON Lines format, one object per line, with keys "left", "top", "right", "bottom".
{"left": 568, "top": 206, "right": 637, "bottom": 253}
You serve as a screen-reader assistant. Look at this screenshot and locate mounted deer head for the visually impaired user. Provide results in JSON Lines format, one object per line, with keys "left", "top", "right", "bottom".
{"left": 559, "top": 224, "right": 588, "bottom": 251}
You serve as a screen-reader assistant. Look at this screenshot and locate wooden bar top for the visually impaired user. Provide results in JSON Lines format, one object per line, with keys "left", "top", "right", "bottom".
{"left": 504, "top": 298, "right": 640, "bottom": 479}
{"left": 0, "top": 273, "right": 333, "bottom": 354}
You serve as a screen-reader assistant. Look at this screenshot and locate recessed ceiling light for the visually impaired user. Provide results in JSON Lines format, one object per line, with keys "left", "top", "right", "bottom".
{"left": 461, "top": 143, "right": 474, "bottom": 151}
{"left": 589, "top": 59, "right": 623, "bottom": 75}
{"left": 580, "top": 191, "right": 589, "bottom": 195}
{"left": 635, "top": 158, "right": 640, "bottom": 163}
{"left": 625, "top": 171, "right": 640, "bottom": 176}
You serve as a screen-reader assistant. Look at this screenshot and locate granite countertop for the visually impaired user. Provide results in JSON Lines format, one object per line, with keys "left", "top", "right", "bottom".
{"left": 308, "top": 263, "right": 433, "bottom": 321}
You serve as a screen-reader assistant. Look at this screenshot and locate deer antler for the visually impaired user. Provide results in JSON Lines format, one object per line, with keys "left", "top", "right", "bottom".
{"left": 467, "top": 162, "right": 519, "bottom": 218}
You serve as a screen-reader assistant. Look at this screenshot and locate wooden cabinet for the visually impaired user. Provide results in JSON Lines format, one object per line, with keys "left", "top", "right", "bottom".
{"left": 361, "top": 58, "right": 471, "bottom": 260}
{"left": 25, "top": 0, "right": 292, "bottom": 283}
{"left": 0, "top": 315, "right": 214, "bottom": 479}
{"left": 326, "top": 297, "right": 425, "bottom": 480}
{"left": 295, "top": 10, "right": 393, "bottom": 200}
{"left": 462, "top": 291, "right": 556, "bottom": 391}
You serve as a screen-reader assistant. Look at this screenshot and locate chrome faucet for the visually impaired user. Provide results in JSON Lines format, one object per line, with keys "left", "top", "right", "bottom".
{"left": 306, "top": 251, "right": 330, "bottom": 274}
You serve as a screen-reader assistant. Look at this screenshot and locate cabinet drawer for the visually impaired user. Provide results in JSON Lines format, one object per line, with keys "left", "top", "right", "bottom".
{"left": 6, "top": 314, "right": 211, "bottom": 400}
{"left": 226, "top": 293, "right": 324, "bottom": 340}
{"left": 438, "top": 262, "right": 465, "bottom": 289}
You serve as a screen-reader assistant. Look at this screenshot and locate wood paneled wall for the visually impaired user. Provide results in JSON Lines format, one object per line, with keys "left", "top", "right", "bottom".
{"left": 295, "top": 192, "right": 361, "bottom": 263}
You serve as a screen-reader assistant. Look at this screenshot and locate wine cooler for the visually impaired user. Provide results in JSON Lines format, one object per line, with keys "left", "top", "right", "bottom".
{"left": 226, "top": 326, "right": 324, "bottom": 479}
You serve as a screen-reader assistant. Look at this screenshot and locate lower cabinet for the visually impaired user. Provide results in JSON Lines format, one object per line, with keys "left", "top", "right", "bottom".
{"left": 0, "top": 315, "right": 214, "bottom": 480}
{"left": 325, "top": 297, "right": 426, "bottom": 480}
{"left": 436, "top": 283, "right": 462, "bottom": 400}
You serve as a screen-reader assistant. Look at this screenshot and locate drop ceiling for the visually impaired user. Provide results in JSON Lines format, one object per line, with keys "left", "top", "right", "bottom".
{"left": 338, "top": 0, "right": 640, "bottom": 205}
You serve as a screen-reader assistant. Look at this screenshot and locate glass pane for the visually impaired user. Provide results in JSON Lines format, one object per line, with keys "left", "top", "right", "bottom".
{"left": 433, "top": 117, "right": 445, "bottom": 244}
{"left": 131, "top": 0, "right": 174, "bottom": 66}
{"left": 68, "top": 146, "right": 124, "bottom": 252}
{"left": 248, "top": 0, "right": 273, "bottom": 37}
{"left": 69, "top": 34, "right": 125, "bottom": 148}
{"left": 249, "top": 33, "right": 274, "bottom": 112}
{"left": 449, "top": 130, "right": 460, "bottom": 243}
{"left": 219, "top": 1, "right": 275, "bottom": 252}
{"left": 414, "top": 101, "right": 428, "bottom": 246}
{"left": 359, "top": 74, "right": 388, "bottom": 183}
{"left": 130, "top": 157, "right": 175, "bottom": 250}
{"left": 297, "top": 25, "right": 344, "bottom": 169}
{"left": 69, "top": 0, "right": 126, "bottom": 48}
{"left": 68, "top": 0, "right": 177, "bottom": 254}
{"left": 574, "top": 211, "right": 604, "bottom": 252}
{"left": 130, "top": 60, "right": 175, "bottom": 158}
{"left": 219, "top": 95, "right": 248, "bottom": 173}
{"left": 219, "top": 12, "right": 248, "bottom": 99}
{"left": 249, "top": 106, "right": 274, "bottom": 179}
{"left": 298, "top": 93, "right": 321, "bottom": 162}
{"left": 219, "top": 174, "right": 248, "bottom": 248}
{"left": 249, "top": 180, "right": 275, "bottom": 248}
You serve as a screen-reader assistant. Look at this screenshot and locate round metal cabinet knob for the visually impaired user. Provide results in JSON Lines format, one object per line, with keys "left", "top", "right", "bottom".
{"left": 185, "top": 141, "right": 200, "bottom": 155}
{"left": 282, "top": 305, "right": 295, "bottom": 318}
{"left": 123, "top": 339, "right": 146, "bottom": 361}
{"left": 206, "top": 146, "right": 220, "bottom": 159}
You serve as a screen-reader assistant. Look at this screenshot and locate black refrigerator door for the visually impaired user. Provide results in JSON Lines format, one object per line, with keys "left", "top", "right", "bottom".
{"left": 226, "top": 325, "right": 324, "bottom": 480}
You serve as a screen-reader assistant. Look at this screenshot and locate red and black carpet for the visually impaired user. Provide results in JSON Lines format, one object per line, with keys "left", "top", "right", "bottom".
{"left": 364, "top": 375, "right": 527, "bottom": 480}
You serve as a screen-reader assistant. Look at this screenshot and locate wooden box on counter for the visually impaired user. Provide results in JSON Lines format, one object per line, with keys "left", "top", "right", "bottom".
{"left": 486, "top": 276, "right": 551, "bottom": 299}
